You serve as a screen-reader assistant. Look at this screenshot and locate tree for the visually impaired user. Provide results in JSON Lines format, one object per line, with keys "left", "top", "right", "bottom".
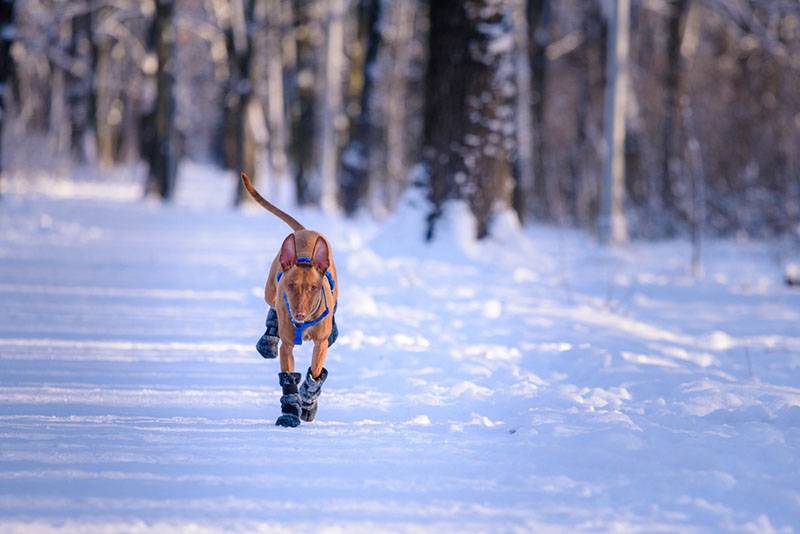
{"left": 144, "top": 0, "right": 177, "bottom": 200}
{"left": 511, "top": 0, "right": 534, "bottom": 223}
{"left": 661, "top": 0, "right": 690, "bottom": 219}
{"left": 349, "top": 0, "right": 421, "bottom": 215}
{"left": 379, "top": 0, "right": 420, "bottom": 213}
{"left": 572, "top": 0, "right": 607, "bottom": 228}
{"left": 288, "top": 1, "right": 318, "bottom": 206}
{"left": 213, "top": 0, "right": 268, "bottom": 205}
{"left": 317, "top": 0, "right": 346, "bottom": 213}
{"left": 65, "top": 7, "right": 95, "bottom": 163}
{"left": 340, "top": 0, "right": 382, "bottom": 215}
{"left": 422, "top": 0, "right": 516, "bottom": 240}
{"left": 527, "top": 0, "right": 559, "bottom": 221}
{"left": 380, "top": 0, "right": 427, "bottom": 214}
{"left": 599, "top": 0, "right": 630, "bottom": 245}
{"left": 93, "top": 6, "right": 116, "bottom": 168}
{"left": 263, "top": 0, "right": 290, "bottom": 200}
{"left": 0, "top": 0, "right": 15, "bottom": 198}
{"left": 217, "top": 0, "right": 269, "bottom": 206}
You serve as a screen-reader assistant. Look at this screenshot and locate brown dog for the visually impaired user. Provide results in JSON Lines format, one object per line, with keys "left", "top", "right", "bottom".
{"left": 241, "top": 172, "right": 339, "bottom": 427}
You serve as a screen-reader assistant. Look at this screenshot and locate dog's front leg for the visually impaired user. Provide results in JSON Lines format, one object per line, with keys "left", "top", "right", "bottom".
{"left": 297, "top": 340, "right": 329, "bottom": 422}
{"left": 279, "top": 340, "right": 295, "bottom": 372}
{"left": 310, "top": 340, "right": 328, "bottom": 379}
{"left": 276, "top": 341, "right": 301, "bottom": 427}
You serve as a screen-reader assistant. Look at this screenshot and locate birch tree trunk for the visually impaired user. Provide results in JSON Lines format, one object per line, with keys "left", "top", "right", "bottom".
{"left": 235, "top": 0, "right": 269, "bottom": 205}
{"left": 48, "top": 46, "right": 69, "bottom": 156}
{"left": 265, "top": 0, "right": 289, "bottom": 202}
{"left": 512, "top": 0, "right": 534, "bottom": 223}
{"left": 381, "top": 0, "right": 416, "bottom": 212}
{"left": 599, "top": 0, "right": 629, "bottom": 245}
{"left": 94, "top": 8, "right": 116, "bottom": 169}
{"left": 317, "top": 0, "right": 345, "bottom": 213}
{"left": 679, "top": 4, "right": 704, "bottom": 276}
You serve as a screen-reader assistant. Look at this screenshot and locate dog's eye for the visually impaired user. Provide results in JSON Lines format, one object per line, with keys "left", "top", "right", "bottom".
{"left": 287, "top": 283, "right": 296, "bottom": 290}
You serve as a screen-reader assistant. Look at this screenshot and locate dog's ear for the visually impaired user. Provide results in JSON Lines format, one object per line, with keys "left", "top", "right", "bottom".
{"left": 279, "top": 234, "right": 296, "bottom": 270}
{"left": 311, "top": 236, "right": 330, "bottom": 273}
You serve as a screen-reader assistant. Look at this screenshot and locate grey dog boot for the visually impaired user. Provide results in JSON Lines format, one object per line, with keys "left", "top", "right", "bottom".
{"left": 275, "top": 372, "right": 302, "bottom": 427}
{"left": 299, "top": 367, "right": 328, "bottom": 422}
{"left": 256, "top": 308, "right": 279, "bottom": 359}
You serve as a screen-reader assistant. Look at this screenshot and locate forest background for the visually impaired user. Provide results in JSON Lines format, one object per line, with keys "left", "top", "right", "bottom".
{"left": 1, "top": 0, "right": 799, "bottom": 249}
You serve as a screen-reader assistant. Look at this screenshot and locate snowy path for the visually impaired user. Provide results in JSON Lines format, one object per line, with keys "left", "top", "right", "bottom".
{"left": 1, "top": 185, "right": 799, "bottom": 532}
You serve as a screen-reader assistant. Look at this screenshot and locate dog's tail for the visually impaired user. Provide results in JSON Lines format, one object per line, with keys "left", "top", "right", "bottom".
{"left": 240, "top": 172, "right": 305, "bottom": 232}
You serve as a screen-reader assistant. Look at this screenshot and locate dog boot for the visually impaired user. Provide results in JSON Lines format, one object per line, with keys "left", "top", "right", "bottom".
{"left": 299, "top": 367, "right": 328, "bottom": 422}
{"left": 256, "top": 308, "right": 280, "bottom": 359}
{"left": 275, "top": 371, "right": 302, "bottom": 427}
{"left": 327, "top": 316, "right": 338, "bottom": 347}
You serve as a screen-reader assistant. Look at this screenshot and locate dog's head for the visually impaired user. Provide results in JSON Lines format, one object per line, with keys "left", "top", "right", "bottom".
{"left": 279, "top": 233, "right": 330, "bottom": 322}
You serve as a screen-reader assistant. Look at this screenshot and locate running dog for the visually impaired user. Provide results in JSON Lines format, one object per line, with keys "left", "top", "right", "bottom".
{"left": 241, "top": 172, "right": 339, "bottom": 428}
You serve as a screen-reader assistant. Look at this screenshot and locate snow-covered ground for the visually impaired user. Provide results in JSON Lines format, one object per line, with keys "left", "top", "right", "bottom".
{"left": 1, "top": 166, "right": 799, "bottom": 532}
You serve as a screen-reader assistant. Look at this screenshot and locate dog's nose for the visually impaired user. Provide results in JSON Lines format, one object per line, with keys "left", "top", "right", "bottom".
{"left": 294, "top": 312, "right": 306, "bottom": 321}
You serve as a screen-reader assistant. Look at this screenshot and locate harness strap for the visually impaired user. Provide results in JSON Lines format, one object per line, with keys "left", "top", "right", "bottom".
{"left": 283, "top": 289, "right": 329, "bottom": 345}
{"left": 325, "top": 271, "right": 335, "bottom": 291}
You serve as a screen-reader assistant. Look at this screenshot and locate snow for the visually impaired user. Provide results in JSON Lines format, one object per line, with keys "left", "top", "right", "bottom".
{"left": 1, "top": 166, "right": 800, "bottom": 532}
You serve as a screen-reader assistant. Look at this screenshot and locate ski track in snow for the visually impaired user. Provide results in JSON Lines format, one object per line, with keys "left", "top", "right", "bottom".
{"left": 1, "top": 175, "right": 800, "bottom": 532}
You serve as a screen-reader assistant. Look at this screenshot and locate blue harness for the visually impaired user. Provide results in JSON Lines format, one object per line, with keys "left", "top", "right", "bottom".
{"left": 276, "top": 257, "right": 336, "bottom": 345}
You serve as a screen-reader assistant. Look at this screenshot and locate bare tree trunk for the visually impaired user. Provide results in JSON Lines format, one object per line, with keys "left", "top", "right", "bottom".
{"left": 265, "top": 0, "right": 289, "bottom": 202}
{"left": 684, "top": 100, "right": 705, "bottom": 277}
{"left": 679, "top": 3, "right": 704, "bottom": 276}
{"left": 94, "top": 8, "right": 116, "bottom": 169}
{"left": 118, "top": 85, "right": 140, "bottom": 164}
{"left": 572, "top": 0, "right": 606, "bottom": 229}
{"left": 225, "top": 0, "right": 251, "bottom": 201}
{"left": 528, "top": 0, "right": 555, "bottom": 220}
{"left": 599, "top": 0, "right": 630, "bottom": 245}
{"left": 221, "top": 0, "right": 269, "bottom": 206}
{"left": 423, "top": 0, "right": 472, "bottom": 239}
{"left": 317, "top": 0, "right": 345, "bottom": 213}
{"left": 660, "top": 0, "right": 689, "bottom": 219}
{"left": 144, "top": 0, "right": 178, "bottom": 200}
{"left": 236, "top": 0, "right": 269, "bottom": 205}
{"left": 66, "top": 10, "right": 94, "bottom": 163}
{"left": 48, "top": 22, "right": 69, "bottom": 156}
{"left": 0, "top": 0, "right": 15, "bottom": 198}
{"left": 423, "top": 0, "right": 516, "bottom": 240}
{"left": 51, "top": 71, "right": 70, "bottom": 155}
{"left": 381, "top": 0, "right": 416, "bottom": 212}
{"left": 341, "top": 0, "right": 382, "bottom": 215}
{"left": 289, "top": 1, "right": 317, "bottom": 206}
{"left": 512, "top": 0, "right": 534, "bottom": 223}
